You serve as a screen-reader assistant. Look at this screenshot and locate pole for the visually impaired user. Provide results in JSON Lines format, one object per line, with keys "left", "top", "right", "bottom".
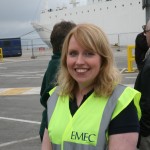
{"left": 117, "top": 34, "right": 120, "bottom": 51}
{"left": 31, "top": 39, "right": 36, "bottom": 59}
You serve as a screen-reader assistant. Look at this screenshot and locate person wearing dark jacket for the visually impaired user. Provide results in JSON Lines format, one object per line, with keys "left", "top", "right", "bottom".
{"left": 135, "top": 25, "right": 149, "bottom": 71}
{"left": 39, "top": 21, "right": 76, "bottom": 141}
{"left": 134, "top": 20, "right": 150, "bottom": 150}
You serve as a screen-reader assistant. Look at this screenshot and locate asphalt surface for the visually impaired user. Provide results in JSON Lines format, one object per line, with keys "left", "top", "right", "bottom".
{"left": 0, "top": 47, "right": 138, "bottom": 150}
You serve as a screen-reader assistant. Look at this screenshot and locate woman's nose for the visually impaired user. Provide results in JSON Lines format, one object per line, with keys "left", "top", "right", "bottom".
{"left": 76, "top": 54, "right": 84, "bottom": 64}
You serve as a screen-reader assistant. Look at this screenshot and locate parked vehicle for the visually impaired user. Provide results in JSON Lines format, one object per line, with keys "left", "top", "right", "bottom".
{"left": 0, "top": 37, "right": 22, "bottom": 57}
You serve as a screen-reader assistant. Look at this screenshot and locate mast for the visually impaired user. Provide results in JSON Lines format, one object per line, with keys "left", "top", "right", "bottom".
{"left": 43, "top": 0, "right": 49, "bottom": 11}
{"left": 70, "top": 0, "right": 79, "bottom": 7}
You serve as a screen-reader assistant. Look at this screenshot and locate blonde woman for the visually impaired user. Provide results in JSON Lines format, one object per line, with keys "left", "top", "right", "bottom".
{"left": 42, "top": 24, "right": 141, "bottom": 150}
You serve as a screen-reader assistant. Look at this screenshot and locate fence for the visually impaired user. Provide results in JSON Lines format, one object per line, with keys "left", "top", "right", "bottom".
{"left": 21, "top": 38, "right": 49, "bottom": 50}
{"left": 20, "top": 32, "right": 139, "bottom": 58}
{"left": 21, "top": 38, "right": 52, "bottom": 58}
{"left": 21, "top": 31, "right": 139, "bottom": 49}
{"left": 108, "top": 32, "right": 139, "bottom": 46}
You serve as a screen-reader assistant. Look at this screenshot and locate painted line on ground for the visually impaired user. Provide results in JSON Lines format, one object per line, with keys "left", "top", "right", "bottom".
{"left": 17, "top": 76, "right": 41, "bottom": 79}
{"left": 0, "top": 136, "right": 40, "bottom": 148}
{"left": 120, "top": 68, "right": 126, "bottom": 73}
{"left": 0, "top": 117, "right": 40, "bottom": 147}
{"left": 0, "top": 85, "right": 134, "bottom": 96}
{"left": 0, "top": 117, "right": 40, "bottom": 124}
{"left": 0, "top": 87, "right": 40, "bottom": 96}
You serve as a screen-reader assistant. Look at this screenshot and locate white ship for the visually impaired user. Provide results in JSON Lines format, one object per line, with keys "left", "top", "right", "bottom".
{"left": 32, "top": 0, "right": 146, "bottom": 47}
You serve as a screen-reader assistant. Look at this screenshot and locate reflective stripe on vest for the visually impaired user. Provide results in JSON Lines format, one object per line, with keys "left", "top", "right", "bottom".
{"left": 47, "top": 84, "right": 141, "bottom": 150}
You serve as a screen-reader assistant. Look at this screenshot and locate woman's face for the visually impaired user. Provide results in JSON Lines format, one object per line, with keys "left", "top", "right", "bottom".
{"left": 67, "top": 35, "right": 102, "bottom": 88}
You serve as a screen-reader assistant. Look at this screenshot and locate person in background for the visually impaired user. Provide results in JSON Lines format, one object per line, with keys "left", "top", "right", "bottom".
{"left": 39, "top": 21, "right": 76, "bottom": 141}
{"left": 42, "top": 23, "right": 141, "bottom": 150}
{"left": 135, "top": 25, "right": 149, "bottom": 71}
{"left": 134, "top": 19, "right": 150, "bottom": 150}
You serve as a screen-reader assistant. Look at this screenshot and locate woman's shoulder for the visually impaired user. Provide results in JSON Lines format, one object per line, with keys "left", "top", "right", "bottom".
{"left": 109, "top": 101, "right": 139, "bottom": 135}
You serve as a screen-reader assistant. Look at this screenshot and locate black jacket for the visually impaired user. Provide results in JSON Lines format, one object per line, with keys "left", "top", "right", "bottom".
{"left": 135, "top": 32, "right": 149, "bottom": 71}
{"left": 39, "top": 52, "right": 61, "bottom": 140}
{"left": 134, "top": 51, "right": 150, "bottom": 136}
{"left": 40, "top": 52, "right": 61, "bottom": 107}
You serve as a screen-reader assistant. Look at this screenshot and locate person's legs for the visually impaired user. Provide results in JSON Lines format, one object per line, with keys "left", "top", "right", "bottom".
{"left": 139, "top": 135, "right": 150, "bottom": 150}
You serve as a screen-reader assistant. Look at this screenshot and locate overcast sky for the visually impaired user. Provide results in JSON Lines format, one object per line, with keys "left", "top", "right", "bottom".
{"left": 0, "top": 0, "right": 86, "bottom": 39}
{"left": 0, "top": 0, "right": 44, "bottom": 39}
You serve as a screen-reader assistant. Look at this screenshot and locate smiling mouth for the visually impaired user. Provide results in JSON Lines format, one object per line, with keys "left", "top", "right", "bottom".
{"left": 75, "top": 68, "right": 88, "bottom": 73}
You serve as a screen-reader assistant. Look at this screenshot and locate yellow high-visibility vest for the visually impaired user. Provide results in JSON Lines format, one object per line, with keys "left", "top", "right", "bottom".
{"left": 47, "top": 84, "right": 141, "bottom": 150}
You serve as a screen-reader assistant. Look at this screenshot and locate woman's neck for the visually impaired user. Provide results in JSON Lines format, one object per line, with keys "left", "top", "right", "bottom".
{"left": 75, "top": 85, "right": 94, "bottom": 107}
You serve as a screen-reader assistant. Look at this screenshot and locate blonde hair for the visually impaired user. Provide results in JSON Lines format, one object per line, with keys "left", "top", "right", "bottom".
{"left": 57, "top": 23, "right": 121, "bottom": 97}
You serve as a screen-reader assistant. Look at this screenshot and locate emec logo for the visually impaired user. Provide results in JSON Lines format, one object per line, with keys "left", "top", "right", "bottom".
{"left": 71, "top": 131, "right": 96, "bottom": 142}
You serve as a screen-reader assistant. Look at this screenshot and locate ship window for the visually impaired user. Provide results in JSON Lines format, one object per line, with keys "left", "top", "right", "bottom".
{"left": 122, "top": 4, "right": 124, "bottom": 7}
{"left": 130, "top": 3, "right": 132, "bottom": 5}
{"left": 65, "top": 14, "right": 66, "bottom": 16}
{"left": 55, "top": 15, "right": 57, "bottom": 18}
{"left": 94, "top": 9, "right": 95, "bottom": 11}
{"left": 87, "top": 10, "right": 89, "bottom": 12}
{"left": 107, "top": 7, "right": 109, "bottom": 9}
{"left": 76, "top": 12, "right": 77, "bottom": 14}
{"left": 115, "top": 6, "right": 116, "bottom": 8}
{"left": 48, "top": 9, "right": 52, "bottom": 12}
{"left": 100, "top": 8, "right": 102, "bottom": 10}
{"left": 82, "top": 11, "right": 83, "bottom": 13}
{"left": 70, "top": 13, "right": 72, "bottom": 15}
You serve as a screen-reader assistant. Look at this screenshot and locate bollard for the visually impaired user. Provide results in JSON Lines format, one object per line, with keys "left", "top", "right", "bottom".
{"left": 126, "top": 45, "right": 136, "bottom": 72}
{"left": 0, "top": 48, "right": 3, "bottom": 62}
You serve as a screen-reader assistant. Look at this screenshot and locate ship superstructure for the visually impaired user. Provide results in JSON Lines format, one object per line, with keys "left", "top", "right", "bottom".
{"left": 32, "top": 0, "right": 145, "bottom": 47}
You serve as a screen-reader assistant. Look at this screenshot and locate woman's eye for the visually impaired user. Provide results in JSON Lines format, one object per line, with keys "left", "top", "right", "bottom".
{"left": 85, "top": 52, "right": 94, "bottom": 56}
{"left": 68, "top": 51, "right": 78, "bottom": 57}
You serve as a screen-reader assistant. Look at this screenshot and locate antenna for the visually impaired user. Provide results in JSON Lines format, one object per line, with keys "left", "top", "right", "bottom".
{"left": 70, "top": 0, "right": 79, "bottom": 7}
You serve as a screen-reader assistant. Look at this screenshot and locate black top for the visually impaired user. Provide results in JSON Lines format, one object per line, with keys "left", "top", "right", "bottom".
{"left": 46, "top": 90, "right": 139, "bottom": 135}
{"left": 135, "top": 54, "right": 150, "bottom": 136}
{"left": 69, "top": 90, "right": 139, "bottom": 135}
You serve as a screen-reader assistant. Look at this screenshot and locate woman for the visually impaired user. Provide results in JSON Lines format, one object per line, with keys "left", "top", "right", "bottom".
{"left": 42, "top": 24, "right": 141, "bottom": 150}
